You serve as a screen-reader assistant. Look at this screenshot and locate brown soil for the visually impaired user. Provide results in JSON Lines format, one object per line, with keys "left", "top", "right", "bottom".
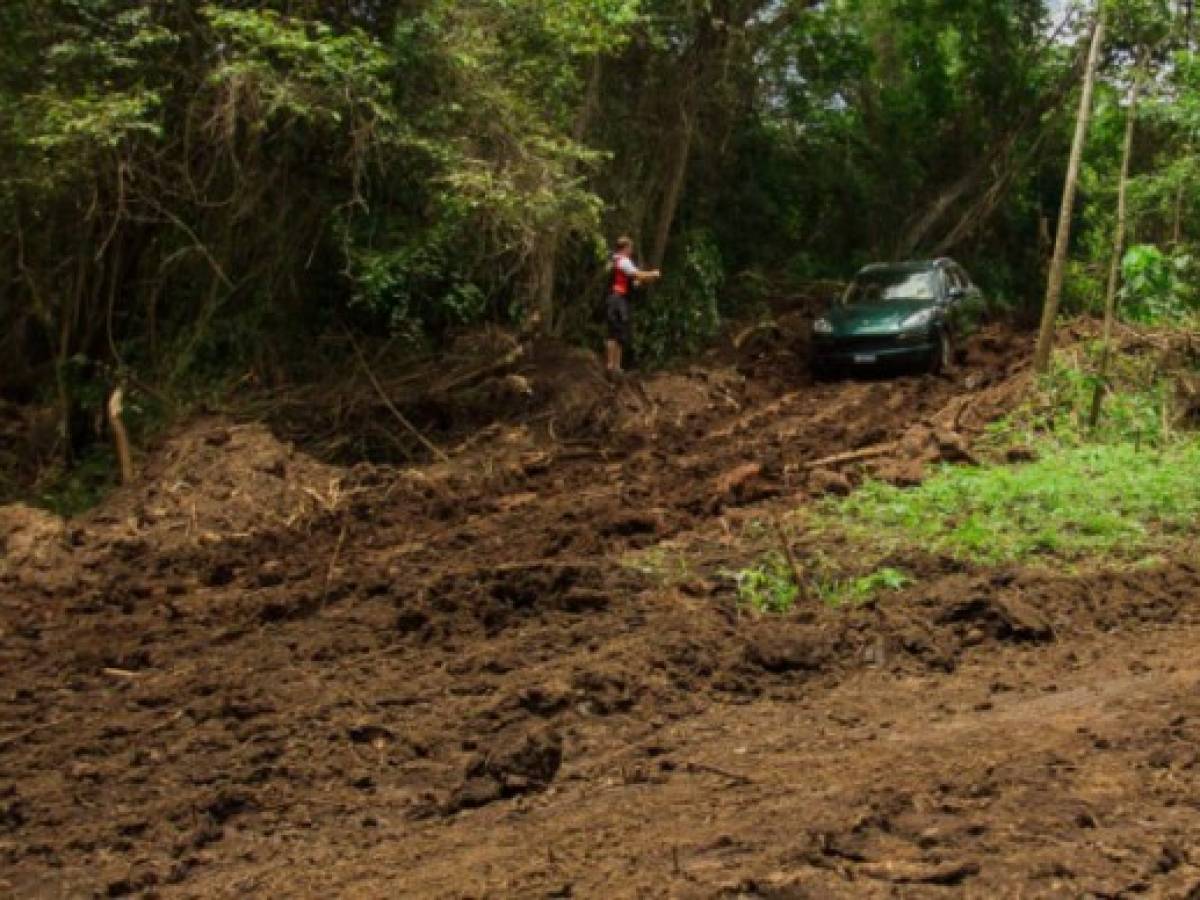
{"left": 4, "top": 325, "right": 1200, "bottom": 898}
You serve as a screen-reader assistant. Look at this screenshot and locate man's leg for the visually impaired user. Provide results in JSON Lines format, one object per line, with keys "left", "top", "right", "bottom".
{"left": 605, "top": 294, "right": 621, "bottom": 374}
{"left": 615, "top": 295, "right": 631, "bottom": 373}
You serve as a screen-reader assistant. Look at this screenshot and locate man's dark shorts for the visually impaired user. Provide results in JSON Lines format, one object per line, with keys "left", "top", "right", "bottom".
{"left": 606, "top": 292, "right": 631, "bottom": 346}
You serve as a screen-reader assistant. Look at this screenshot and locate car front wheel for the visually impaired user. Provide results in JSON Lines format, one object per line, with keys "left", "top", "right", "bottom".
{"left": 929, "top": 329, "right": 953, "bottom": 375}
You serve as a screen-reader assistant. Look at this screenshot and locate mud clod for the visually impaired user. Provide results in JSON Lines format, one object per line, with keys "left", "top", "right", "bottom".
{"left": 745, "top": 628, "right": 830, "bottom": 674}
{"left": 808, "top": 468, "right": 853, "bottom": 496}
{"left": 449, "top": 726, "right": 563, "bottom": 812}
{"left": 938, "top": 590, "right": 1054, "bottom": 643}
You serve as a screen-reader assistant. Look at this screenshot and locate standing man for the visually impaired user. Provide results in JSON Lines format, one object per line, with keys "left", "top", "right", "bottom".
{"left": 606, "top": 236, "right": 661, "bottom": 376}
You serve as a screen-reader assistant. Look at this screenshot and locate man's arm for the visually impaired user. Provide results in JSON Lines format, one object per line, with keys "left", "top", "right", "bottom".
{"left": 617, "top": 257, "right": 662, "bottom": 285}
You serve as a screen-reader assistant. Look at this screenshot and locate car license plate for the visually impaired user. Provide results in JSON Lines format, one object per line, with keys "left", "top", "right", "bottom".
{"left": 853, "top": 353, "right": 876, "bottom": 364}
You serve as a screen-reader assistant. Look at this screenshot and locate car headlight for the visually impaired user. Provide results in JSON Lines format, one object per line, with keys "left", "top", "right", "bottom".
{"left": 899, "top": 309, "right": 935, "bottom": 330}
{"left": 813, "top": 317, "right": 833, "bottom": 335}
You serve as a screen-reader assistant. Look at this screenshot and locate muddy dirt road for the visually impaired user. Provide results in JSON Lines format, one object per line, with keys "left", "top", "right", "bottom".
{"left": 3, "top": 328, "right": 1200, "bottom": 897}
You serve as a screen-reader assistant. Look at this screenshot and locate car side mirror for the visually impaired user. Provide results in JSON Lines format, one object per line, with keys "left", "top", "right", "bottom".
{"left": 946, "top": 287, "right": 965, "bottom": 301}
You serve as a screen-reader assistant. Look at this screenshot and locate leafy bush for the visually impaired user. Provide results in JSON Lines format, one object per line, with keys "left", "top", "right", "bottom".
{"left": 1121, "top": 244, "right": 1197, "bottom": 323}
{"left": 984, "top": 352, "right": 1172, "bottom": 449}
{"left": 633, "top": 230, "right": 724, "bottom": 368}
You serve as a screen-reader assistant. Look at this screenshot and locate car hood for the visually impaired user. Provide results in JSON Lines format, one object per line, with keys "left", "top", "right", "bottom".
{"left": 827, "top": 299, "right": 935, "bottom": 335}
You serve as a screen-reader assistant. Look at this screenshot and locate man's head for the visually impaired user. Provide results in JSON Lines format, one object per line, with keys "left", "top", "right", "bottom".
{"left": 615, "top": 236, "right": 633, "bottom": 253}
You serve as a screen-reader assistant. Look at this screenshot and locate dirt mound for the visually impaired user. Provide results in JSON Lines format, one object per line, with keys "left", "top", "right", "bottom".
{"left": 4, "top": 321, "right": 1115, "bottom": 897}
{"left": 0, "top": 504, "right": 66, "bottom": 589}
{"left": 0, "top": 419, "right": 352, "bottom": 604}
{"left": 101, "top": 420, "right": 348, "bottom": 541}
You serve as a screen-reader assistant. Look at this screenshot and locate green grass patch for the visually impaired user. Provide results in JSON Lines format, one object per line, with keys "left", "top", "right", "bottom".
{"left": 726, "top": 553, "right": 911, "bottom": 613}
{"left": 818, "top": 440, "right": 1200, "bottom": 566}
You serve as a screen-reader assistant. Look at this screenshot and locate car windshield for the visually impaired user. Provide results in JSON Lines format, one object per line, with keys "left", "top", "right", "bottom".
{"left": 843, "top": 270, "right": 935, "bottom": 305}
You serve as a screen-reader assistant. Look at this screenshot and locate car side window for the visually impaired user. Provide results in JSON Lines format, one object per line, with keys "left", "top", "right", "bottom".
{"left": 937, "top": 268, "right": 956, "bottom": 297}
{"left": 945, "top": 267, "right": 966, "bottom": 294}
{"left": 952, "top": 266, "right": 971, "bottom": 290}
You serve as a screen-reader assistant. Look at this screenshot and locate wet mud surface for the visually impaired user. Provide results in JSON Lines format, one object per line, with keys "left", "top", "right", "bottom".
{"left": 3, "top": 327, "right": 1200, "bottom": 897}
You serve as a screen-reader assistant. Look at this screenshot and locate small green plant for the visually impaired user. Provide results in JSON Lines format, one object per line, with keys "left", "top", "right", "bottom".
{"left": 728, "top": 553, "right": 798, "bottom": 614}
{"left": 728, "top": 553, "right": 912, "bottom": 612}
{"left": 813, "top": 566, "right": 912, "bottom": 607}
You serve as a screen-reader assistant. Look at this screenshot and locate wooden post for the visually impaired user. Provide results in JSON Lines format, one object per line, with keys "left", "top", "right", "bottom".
{"left": 1090, "top": 57, "right": 1143, "bottom": 429}
{"left": 1033, "top": 7, "right": 1106, "bottom": 374}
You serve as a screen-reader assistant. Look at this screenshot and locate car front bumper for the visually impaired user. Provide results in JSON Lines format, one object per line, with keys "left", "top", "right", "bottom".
{"left": 811, "top": 337, "right": 936, "bottom": 370}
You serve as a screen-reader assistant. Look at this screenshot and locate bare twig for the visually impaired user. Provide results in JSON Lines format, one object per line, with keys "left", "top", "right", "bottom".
{"left": 0, "top": 715, "right": 78, "bottom": 752}
{"left": 102, "top": 667, "right": 141, "bottom": 680}
{"left": 803, "top": 442, "right": 897, "bottom": 471}
{"left": 344, "top": 329, "right": 451, "bottom": 463}
{"left": 433, "top": 344, "right": 525, "bottom": 396}
{"left": 771, "top": 512, "right": 806, "bottom": 602}
{"left": 683, "top": 761, "right": 754, "bottom": 786}
{"left": 322, "top": 524, "right": 349, "bottom": 605}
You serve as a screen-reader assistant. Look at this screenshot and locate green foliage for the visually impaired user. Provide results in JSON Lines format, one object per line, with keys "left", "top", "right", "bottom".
{"left": 1120, "top": 244, "right": 1197, "bottom": 323}
{"left": 36, "top": 447, "right": 120, "bottom": 518}
{"left": 728, "top": 552, "right": 912, "bottom": 613}
{"left": 703, "top": 0, "right": 1053, "bottom": 307}
{"left": 985, "top": 352, "right": 1173, "bottom": 449}
{"left": 202, "top": 7, "right": 395, "bottom": 131}
{"left": 806, "top": 560, "right": 914, "bottom": 607}
{"left": 634, "top": 230, "right": 724, "bottom": 366}
{"left": 729, "top": 553, "right": 799, "bottom": 614}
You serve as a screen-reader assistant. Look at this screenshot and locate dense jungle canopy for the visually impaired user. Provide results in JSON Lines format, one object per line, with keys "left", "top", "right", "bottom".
{"left": 1, "top": 1, "right": 1198, "bottom": 478}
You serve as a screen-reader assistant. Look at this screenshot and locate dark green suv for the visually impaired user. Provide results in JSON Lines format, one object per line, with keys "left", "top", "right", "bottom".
{"left": 810, "top": 259, "right": 984, "bottom": 376}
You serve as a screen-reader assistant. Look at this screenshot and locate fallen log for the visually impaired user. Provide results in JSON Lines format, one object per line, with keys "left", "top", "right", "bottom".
{"left": 802, "top": 442, "right": 897, "bottom": 471}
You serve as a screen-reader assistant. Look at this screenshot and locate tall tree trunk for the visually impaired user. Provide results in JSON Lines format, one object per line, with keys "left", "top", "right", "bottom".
{"left": 1172, "top": 150, "right": 1188, "bottom": 245}
{"left": 532, "top": 55, "right": 602, "bottom": 335}
{"left": 1089, "top": 60, "right": 1143, "bottom": 429}
{"left": 649, "top": 105, "right": 694, "bottom": 271}
{"left": 1033, "top": 8, "right": 1106, "bottom": 374}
